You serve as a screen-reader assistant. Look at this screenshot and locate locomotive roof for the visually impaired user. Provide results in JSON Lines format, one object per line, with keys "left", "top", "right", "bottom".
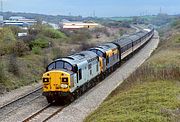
{"left": 56, "top": 51, "right": 98, "bottom": 65}
{"left": 90, "top": 42, "right": 117, "bottom": 53}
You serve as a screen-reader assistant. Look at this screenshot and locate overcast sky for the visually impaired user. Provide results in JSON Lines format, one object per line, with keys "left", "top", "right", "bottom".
{"left": 2, "top": 0, "right": 180, "bottom": 17}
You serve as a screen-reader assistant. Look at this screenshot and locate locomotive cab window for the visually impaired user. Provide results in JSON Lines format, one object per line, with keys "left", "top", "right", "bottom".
{"left": 47, "top": 61, "right": 73, "bottom": 71}
{"left": 56, "top": 61, "right": 64, "bottom": 69}
{"left": 47, "top": 63, "right": 55, "bottom": 71}
{"left": 64, "top": 62, "right": 73, "bottom": 71}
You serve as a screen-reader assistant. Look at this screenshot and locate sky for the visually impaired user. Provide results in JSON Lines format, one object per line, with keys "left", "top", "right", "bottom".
{"left": 2, "top": 0, "right": 180, "bottom": 17}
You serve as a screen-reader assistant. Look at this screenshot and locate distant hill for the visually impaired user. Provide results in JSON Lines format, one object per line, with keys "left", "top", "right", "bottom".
{"left": 0, "top": 11, "right": 94, "bottom": 24}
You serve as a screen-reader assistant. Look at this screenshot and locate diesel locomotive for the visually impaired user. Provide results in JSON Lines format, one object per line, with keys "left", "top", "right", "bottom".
{"left": 42, "top": 26, "right": 154, "bottom": 103}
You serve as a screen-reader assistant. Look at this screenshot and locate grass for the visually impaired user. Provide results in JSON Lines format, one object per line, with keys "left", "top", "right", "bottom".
{"left": 85, "top": 28, "right": 180, "bottom": 122}
{"left": 85, "top": 80, "right": 180, "bottom": 122}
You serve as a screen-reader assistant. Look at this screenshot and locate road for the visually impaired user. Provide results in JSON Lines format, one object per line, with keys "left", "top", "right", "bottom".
{"left": 48, "top": 31, "right": 160, "bottom": 122}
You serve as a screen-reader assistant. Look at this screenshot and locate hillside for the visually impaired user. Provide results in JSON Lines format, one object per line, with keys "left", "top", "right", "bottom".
{"left": 85, "top": 20, "right": 180, "bottom": 121}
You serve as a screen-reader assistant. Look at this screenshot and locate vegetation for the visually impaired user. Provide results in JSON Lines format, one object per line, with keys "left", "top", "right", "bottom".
{"left": 42, "top": 28, "right": 66, "bottom": 39}
{"left": 85, "top": 20, "right": 180, "bottom": 122}
{"left": 0, "top": 24, "right": 67, "bottom": 92}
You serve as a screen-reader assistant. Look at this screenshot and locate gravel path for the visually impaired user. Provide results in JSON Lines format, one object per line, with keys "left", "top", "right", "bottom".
{"left": 48, "top": 31, "right": 160, "bottom": 122}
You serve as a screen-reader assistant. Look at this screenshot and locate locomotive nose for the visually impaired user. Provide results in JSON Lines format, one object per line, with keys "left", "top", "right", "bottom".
{"left": 42, "top": 70, "right": 70, "bottom": 92}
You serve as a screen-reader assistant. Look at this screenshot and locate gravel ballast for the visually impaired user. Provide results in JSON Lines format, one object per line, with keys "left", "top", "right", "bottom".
{"left": 0, "top": 82, "right": 41, "bottom": 107}
{"left": 48, "top": 31, "right": 160, "bottom": 122}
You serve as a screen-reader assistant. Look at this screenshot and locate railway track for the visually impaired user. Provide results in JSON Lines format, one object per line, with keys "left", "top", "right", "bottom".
{"left": 0, "top": 87, "right": 42, "bottom": 120}
{"left": 23, "top": 104, "right": 65, "bottom": 122}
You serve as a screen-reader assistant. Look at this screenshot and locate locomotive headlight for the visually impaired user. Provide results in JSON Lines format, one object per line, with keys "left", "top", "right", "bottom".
{"left": 43, "top": 78, "right": 49, "bottom": 83}
{"left": 60, "top": 84, "right": 68, "bottom": 88}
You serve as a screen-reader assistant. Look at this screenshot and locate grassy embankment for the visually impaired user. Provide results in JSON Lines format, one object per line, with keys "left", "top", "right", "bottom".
{"left": 85, "top": 21, "right": 180, "bottom": 122}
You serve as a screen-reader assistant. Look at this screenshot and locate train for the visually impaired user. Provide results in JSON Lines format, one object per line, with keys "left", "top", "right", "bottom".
{"left": 42, "top": 26, "right": 154, "bottom": 103}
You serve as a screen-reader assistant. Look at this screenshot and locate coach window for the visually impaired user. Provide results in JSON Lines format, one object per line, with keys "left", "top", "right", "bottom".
{"left": 79, "top": 69, "right": 82, "bottom": 80}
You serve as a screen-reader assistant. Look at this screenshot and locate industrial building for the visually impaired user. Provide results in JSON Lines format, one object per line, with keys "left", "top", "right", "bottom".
{"left": 61, "top": 21, "right": 99, "bottom": 29}
{"left": 3, "top": 16, "right": 37, "bottom": 27}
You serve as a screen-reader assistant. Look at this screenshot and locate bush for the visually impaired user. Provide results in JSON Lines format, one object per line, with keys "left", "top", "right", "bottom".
{"left": 43, "top": 28, "right": 66, "bottom": 39}
{"left": 31, "top": 38, "right": 49, "bottom": 48}
{"left": 70, "top": 29, "right": 92, "bottom": 42}
{"left": 0, "top": 27, "right": 17, "bottom": 55}
{"left": 52, "top": 47, "right": 65, "bottom": 59}
{"left": 9, "top": 26, "right": 22, "bottom": 36}
{"left": 93, "top": 27, "right": 110, "bottom": 37}
{"left": 171, "top": 19, "right": 180, "bottom": 29}
{"left": 2, "top": 27, "right": 16, "bottom": 42}
{"left": 8, "top": 54, "right": 19, "bottom": 76}
{"left": 13, "top": 41, "right": 30, "bottom": 57}
{"left": 42, "top": 55, "right": 50, "bottom": 69}
{"left": 32, "top": 46, "right": 41, "bottom": 54}
{"left": 0, "top": 62, "right": 6, "bottom": 84}
{"left": 80, "top": 42, "right": 95, "bottom": 51}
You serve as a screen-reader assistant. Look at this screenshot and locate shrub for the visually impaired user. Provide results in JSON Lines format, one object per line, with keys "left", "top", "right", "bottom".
{"left": 8, "top": 54, "right": 19, "bottom": 76}
{"left": 93, "top": 27, "right": 110, "bottom": 37}
{"left": 13, "top": 41, "right": 30, "bottom": 57}
{"left": 70, "top": 29, "right": 92, "bottom": 42}
{"left": 28, "top": 27, "right": 40, "bottom": 36}
{"left": 52, "top": 47, "right": 65, "bottom": 59}
{"left": 9, "top": 26, "right": 22, "bottom": 36}
{"left": 80, "top": 42, "right": 95, "bottom": 51}
{"left": 0, "top": 62, "right": 6, "bottom": 84}
{"left": 171, "top": 19, "right": 180, "bottom": 28}
{"left": 2, "top": 27, "right": 16, "bottom": 42}
{"left": 31, "top": 38, "right": 49, "bottom": 48}
{"left": 42, "top": 56, "right": 49, "bottom": 69}
{"left": 32, "top": 46, "right": 41, "bottom": 54}
{"left": 0, "top": 27, "right": 17, "bottom": 55}
{"left": 43, "top": 28, "right": 66, "bottom": 39}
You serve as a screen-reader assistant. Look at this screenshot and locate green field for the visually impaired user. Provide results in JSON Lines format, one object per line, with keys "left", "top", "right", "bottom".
{"left": 85, "top": 22, "right": 180, "bottom": 122}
